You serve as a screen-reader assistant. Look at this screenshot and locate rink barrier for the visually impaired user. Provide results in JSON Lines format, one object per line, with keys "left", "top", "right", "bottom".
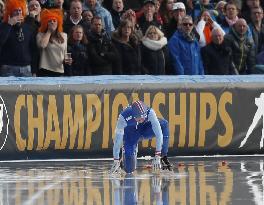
{"left": 0, "top": 75, "right": 263, "bottom": 159}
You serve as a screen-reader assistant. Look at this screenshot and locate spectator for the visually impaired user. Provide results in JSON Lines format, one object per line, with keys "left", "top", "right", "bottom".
{"left": 214, "top": 1, "right": 226, "bottom": 22}
{"left": 0, "top": 0, "right": 37, "bottom": 76}
{"left": 53, "top": 0, "right": 68, "bottom": 19}
{"left": 241, "top": 0, "right": 261, "bottom": 23}
{"left": 87, "top": 16, "right": 120, "bottom": 74}
{"left": 64, "top": 0, "right": 89, "bottom": 35}
{"left": 159, "top": 0, "right": 174, "bottom": 26}
{"left": 0, "top": 0, "right": 4, "bottom": 23}
{"left": 249, "top": 6, "right": 264, "bottom": 55}
{"left": 25, "top": 0, "right": 42, "bottom": 76}
{"left": 164, "top": 2, "right": 187, "bottom": 39}
{"left": 25, "top": 0, "right": 41, "bottom": 31}
{"left": 121, "top": 9, "right": 143, "bottom": 40}
{"left": 224, "top": 18, "right": 255, "bottom": 74}
{"left": 195, "top": 10, "right": 224, "bottom": 47}
{"left": 83, "top": 0, "right": 115, "bottom": 34}
{"left": 168, "top": 15, "right": 204, "bottom": 75}
{"left": 141, "top": 25, "right": 171, "bottom": 74}
{"left": 137, "top": 0, "right": 162, "bottom": 34}
{"left": 82, "top": 10, "right": 93, "bottom": 24}
{"left": 65, "top": 25, "right": 91, "bottom": 76}
{"left": 201, "top": 28, "right": 238, "bottom": 74}
{"left": 53, "top": 0, "right": 64, "bottom": 9}
{"left": 112, "top": 19, "right": 141, "bottom": 74}
{"left": 36, "top": 9, "right": 68, "bottom": 76}
{"left": 217, "top": 0, "right": 239, "bottom": 33}
{"left": 193, "top": 0, "right": 214, "bottom": 21}
{"left": 110, "top": 0, "right": 126, "bottom": 28}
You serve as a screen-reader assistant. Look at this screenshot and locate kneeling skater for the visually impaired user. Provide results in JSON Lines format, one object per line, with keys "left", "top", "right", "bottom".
{"left": 110, "top": 100, "right": 172, "bottom": 174}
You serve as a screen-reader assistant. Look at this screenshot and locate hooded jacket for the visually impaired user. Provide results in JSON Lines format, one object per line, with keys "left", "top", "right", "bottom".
{"left": 168, "top": 30, "right": 204, "bottom": 75}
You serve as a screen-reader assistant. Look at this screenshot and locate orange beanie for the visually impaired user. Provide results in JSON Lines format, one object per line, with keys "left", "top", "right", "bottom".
{"left": 3, "top": 0, "right": 27, "bottom": 23}
{"left": 39, "top": 9, "right": 63, "bottom": 33}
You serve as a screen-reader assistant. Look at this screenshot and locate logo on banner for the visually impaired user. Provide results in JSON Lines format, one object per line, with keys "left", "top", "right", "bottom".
{"left": 0, "top": 96, "right": 9, "bottom": 151}
{"left": 240, "top": 93, "right": 264, "bottom": 149}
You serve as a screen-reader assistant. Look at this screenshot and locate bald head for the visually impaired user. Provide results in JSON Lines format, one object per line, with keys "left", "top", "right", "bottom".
{"left": 234, "top": 18, "right": 248, "bottom": 36}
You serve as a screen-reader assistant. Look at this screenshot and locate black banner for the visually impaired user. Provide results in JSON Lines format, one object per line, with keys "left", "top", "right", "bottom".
{"left": 0, "top": 77, "right": 264, "bottom": 159}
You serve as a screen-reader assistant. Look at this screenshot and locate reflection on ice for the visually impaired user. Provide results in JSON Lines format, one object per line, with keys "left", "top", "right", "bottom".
{"left": 0, "top": 157, "right": 263, "bottom": 204}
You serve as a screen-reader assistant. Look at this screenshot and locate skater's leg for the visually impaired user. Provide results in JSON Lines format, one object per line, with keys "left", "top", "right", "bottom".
{"left": 123, "top": 127, "right": 141, "bottom": 173}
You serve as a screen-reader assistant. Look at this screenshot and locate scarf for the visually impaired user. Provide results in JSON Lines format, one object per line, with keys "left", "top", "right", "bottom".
{"left": 141, "top": 37, "right": 167, "bottom": 51}
{"left": 225, "top": 16, "right": 238, "bottom": 26}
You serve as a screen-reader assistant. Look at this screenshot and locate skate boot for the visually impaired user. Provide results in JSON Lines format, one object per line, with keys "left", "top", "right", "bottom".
{"left": 161, "top": 156, "right": 172, "bottom": 171}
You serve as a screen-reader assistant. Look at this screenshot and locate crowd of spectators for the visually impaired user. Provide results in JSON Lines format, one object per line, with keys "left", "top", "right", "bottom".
{"left": 0, "top": 0, "right": 263, "bottom": 76}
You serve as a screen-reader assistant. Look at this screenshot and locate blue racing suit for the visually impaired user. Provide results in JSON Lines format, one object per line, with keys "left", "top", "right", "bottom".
{"left": 113, "top": 106, "right": 169, "bottom": 173}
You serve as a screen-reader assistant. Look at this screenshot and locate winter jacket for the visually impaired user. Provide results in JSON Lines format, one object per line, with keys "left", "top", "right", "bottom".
{"left": 168, "top": 30, "right": 204, "bottom": 75}
{"left": 112, "top": 31, "right": 141, "bottom": 75}
{"left": 87, "top": 31, "right": 121, "bottom": 75}
{"left": 64, "top": 42, "right": 91, "bottom": 76}
{"left": 137, "top": 15, "right": 163, "bottom": 35}
{"left": 201, "top": 40, "right": 238, "bottom": 75}
{"left": 110, "top": 8, "right": 126, "bottom": 29}
{"left": 195, "top": 19, "right": 225, "bottom": 47}
{"left": 0, "top": 22, "right": 37, "bottom": 67}
{"left": 141, "top": 36, "right": 171, "bottom": 75}
{"left": 224, "top": 27, "right": 256, "bottom": 74}
{"left": 249, "top": 23, "right": 264, "bottom": 54}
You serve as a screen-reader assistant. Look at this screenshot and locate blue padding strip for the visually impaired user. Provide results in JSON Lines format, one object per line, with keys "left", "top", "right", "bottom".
{"left": 0, "top": 75, "right": 264, "bottom": 85}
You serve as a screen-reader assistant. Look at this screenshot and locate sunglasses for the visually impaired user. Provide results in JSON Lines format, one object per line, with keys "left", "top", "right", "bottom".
{"left": 182, "top": 23, "right": 193, "bottom": 27}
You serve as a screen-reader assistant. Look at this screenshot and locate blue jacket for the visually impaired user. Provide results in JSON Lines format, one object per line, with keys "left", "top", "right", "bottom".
{"left": 113, "top": 106, "right": 163, "bottom": 159}
{"left": 83, "top": 2, "right": 115, "bottom": 34}
{"left": 168, "top": 31, "right": 204, "bottom": 75}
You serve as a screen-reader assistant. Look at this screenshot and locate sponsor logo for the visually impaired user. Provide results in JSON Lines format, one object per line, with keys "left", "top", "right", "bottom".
{"left": 240, "top": 93, "right": 264, "bottom": 149}
{"left": 0, "top": 96, "right": 9, "bottom": 151}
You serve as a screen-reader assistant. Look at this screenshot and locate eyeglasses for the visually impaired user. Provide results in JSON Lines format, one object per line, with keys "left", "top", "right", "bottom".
{"left": 182, "top": 23, "right": 193, "bottom": 27}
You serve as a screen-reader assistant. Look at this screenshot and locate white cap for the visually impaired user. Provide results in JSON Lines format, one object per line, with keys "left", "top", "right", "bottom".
{"left": 172, "top": 2, "right": 186, "bottom": 10}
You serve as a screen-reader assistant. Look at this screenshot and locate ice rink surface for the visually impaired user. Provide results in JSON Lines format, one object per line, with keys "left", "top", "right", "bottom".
{"left": 0, "top": 156, "right": 264, "bottom": 205}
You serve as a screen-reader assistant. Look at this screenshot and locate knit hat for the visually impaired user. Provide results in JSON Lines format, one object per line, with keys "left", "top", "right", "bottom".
{"left": 3, "top": 0, "right": 27, "bottom": 23}
{"left": 131, "top": 101, "right": 148, "bottom": 118}
{"left": 39, "top": 9, "right": 63, "bottom": 33}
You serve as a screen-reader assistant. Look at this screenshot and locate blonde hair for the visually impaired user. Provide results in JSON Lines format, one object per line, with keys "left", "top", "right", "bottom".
{"left": 144, "top": 25, "right": 164, "bottom": 40}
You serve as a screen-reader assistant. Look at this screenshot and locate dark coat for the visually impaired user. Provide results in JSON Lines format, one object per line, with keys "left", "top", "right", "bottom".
{"left": 64, "top": 42, "right": 91, "bottom": 76}
{"left": 137, "top": 15, "right": 163, "bottom": 35}
{"left": 224, "top": 27, "right": 256, "bottom": 74}
{"left": 249, "top": 23, "right": 264, "bottom": 54}
{"left": 201, "top": 41, "right": 238, "bottom": 75}
{"left": 141, "top": 40, "right": 171, "bottom": 75}
{"left": 87, "top": 31, "right": 121, "bottom": 75}
{"left": 110, "top": 9, "right": 126, "bottom": 29}
{"left": 112, "top": 32, "right": 141, "bottom": 75}
{"left": 0, "top": 22, "right": 37, "bottom": 68}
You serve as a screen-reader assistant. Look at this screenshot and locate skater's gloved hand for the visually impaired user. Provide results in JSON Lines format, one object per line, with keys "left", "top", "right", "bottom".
{"left": 109, "top": 159, "right": 121, "bottom": 174}
{"left": 152, "top": 153, "right": 161, "bottom": 171}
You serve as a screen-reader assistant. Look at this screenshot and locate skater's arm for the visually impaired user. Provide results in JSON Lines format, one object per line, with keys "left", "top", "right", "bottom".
{"left": 149, "top": 109, "right": 163, "bottom": 154}
{"left": 113, "top": 114, "right": 127, "bottom": 159}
